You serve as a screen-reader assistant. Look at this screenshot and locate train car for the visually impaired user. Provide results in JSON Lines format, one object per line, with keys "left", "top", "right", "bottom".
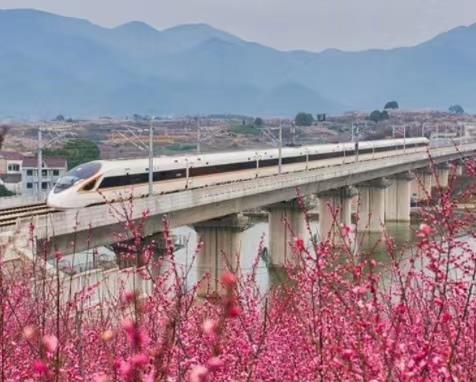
{"left": 47, "top": 137, "right": 429, "bottom": 209}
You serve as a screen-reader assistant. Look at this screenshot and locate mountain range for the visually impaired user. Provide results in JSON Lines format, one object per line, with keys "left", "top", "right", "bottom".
{"left": 1, "top": 9, "right": 475, "bottom": 118}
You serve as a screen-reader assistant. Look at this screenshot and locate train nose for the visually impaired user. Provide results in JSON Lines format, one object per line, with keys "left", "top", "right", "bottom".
{"left": 46, "top": 190, "right": 60, "bottom": 209}
{"left": 46, "top": 188, "right": 71, "bottom": 209}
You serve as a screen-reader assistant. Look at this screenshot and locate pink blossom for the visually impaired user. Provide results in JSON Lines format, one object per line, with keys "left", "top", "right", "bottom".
{"left": 22, "top": 325, "right": 37, "bottom": 340}
{"left": 121, "top": 291, "right": 137, "bottom": 305}
{"left": 1, "top": 159, "right": 475, "bottom": 381}
{"left": 42, "top": 334, "right": 58, "bottom": 353}
{"left": 94, "top": 373, "right": 111, "bottom": 382}
{"left": 190, "top": 365, "right": 208, "bottom": 382}
{"left": 221, "top": 272, "right": 237, "bottom": 288}
{"left": 201, "top": 319, "right": 217, "bottom": 336}
{"left": 207, "top": 356, "right": 224, "bottom": 371}
{"left": 418, "top": 223, "right": 432, "bottom": 236}
{"left": 341, "top": 224, "right": 352, "bottom": 236}
{"left": 227, "top": 305, "right": 241, "bottom": 318}
{"left": 33, "top": 360, "right": 48, "bottom": 375}
{"left": 294, "top": 237, "right": 305, "bottom": 252}
{"left": 131, "top": 353, "right": 148, "bottom": 367}
{"left": 100, "top": 329, "right": 115, "bottom": 342}
{"left": 121, "top": 319, "right": 148, "bottom": 349}
{"left": 118, "top": 359, "right": 133, "bottom": 379}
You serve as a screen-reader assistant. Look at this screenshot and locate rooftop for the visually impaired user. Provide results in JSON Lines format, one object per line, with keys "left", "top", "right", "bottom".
{"left": 23, "top": 156, "right": 67, "bottom": 168}
{"left": 0, "top": 173, "right": 22, "bottom": 183}
{"left": 0, "top": 151, "right": 24, "bottom": 161}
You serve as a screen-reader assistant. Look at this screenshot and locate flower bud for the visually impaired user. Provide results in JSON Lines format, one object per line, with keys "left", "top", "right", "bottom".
{"left": 101, "top": 329, "right": 115, "bottom": 342}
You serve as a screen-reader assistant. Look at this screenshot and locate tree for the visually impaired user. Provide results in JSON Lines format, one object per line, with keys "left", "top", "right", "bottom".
{"left": 295, "top": 112, "right": 314, "bottom": 126}
{"left": 254, "top": 117, "right": 264, "bottom": 127}
{"left": 368, "top": 110, "right": 390, "bottom": 123}
{"left": 45, "top": 139, "right": 100, "bottom": 169}
{"left": 449, "top": 104, "right": 464, "bottom": 115}
{"left": 0, "top": 185, "right": 14, "bottom": 197}
{"left": 384, "top": 101, "right": 399, "bottom": 110}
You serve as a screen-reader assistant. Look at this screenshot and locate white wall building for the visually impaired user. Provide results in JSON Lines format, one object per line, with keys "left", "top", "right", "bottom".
{"left": 0, "top": 151, "right": 24, "bottom": 194}
{"left": 22, "top": 156, "right": 67, "bottom": 197}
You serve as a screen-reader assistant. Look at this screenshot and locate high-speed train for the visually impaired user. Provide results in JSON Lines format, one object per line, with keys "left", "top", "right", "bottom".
{"left": 47, "top": 138, "right": 429, "bottom": 209}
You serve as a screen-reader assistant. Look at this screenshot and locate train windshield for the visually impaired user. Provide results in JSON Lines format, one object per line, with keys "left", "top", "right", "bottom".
{"left": 53, "top": 162, "right": 101, "bottom": 193}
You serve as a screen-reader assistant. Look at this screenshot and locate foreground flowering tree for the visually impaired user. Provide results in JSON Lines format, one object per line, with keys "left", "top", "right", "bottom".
{"left": 0, "top": 160, "right": 475, "bottom": 381}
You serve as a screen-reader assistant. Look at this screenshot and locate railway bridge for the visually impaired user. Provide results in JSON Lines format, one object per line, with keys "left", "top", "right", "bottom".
{"left": 1, "top": 142, "right": 476, "bottom": 289}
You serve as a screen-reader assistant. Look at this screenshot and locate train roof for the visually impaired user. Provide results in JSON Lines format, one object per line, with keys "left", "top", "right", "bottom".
{"left": 93, "top": 138, "right": 429, "bottom": 174}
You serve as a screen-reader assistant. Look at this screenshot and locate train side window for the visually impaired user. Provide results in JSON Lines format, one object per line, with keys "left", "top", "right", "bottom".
{"left": 99, "top": 176, "right": 126, "bottom": 189}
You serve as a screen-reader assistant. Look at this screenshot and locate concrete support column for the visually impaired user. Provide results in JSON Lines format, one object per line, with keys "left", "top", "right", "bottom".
{"left": 357, "top": 178, "right": 391, "bottom": 232}
{"left": 317, "top": 186, "right": 357, "bottom": 241}
{"left": 267, "top": 200, "right": 306, "bottom": 267}
{"left": 194, "top": 214, "right": 248, "bottom": 295}
{"left": 385, "top": 172, "right": 414, "bottom": 222}
{"left": 455, "top": 160, "right": 464, "bottom": 176}
{"left": 412, "top": 168, "right": 433, "bottom": 201}
{"left": 435, "top": 162, "right": 450, "bottom": 189}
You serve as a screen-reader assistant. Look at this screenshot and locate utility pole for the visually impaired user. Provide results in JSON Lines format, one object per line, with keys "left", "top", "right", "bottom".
{"left": 37, "top": 127, "right": 43, "bottom": 201}
{"left": 355, "top": 124, "right": 360, "bottom": 162}
{"left": 278, "top": 122, "right": 283, "bottom": 174}
{"left": 403, "top": 125, "right": 406, "bottom": 152}
{"left": 148, "top": 120, "right": 154, "bottom": 196}
{"left": 351, "top": 123, "right": 355, "bottom": 142}
{"left": 196, "top": 117, "right": 200, "bottom": 154}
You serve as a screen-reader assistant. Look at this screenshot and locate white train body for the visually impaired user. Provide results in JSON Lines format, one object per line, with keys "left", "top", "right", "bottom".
{"left": 47, "top": 138, "right": 429, "bottom": 209}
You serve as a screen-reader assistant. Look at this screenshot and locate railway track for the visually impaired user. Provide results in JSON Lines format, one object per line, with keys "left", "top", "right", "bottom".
{"left": 0, "top": 203, "right": 59, "bottom": 228}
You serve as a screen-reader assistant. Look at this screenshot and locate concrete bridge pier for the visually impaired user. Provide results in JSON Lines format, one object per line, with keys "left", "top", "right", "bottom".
{"left": 194, "top": 214, "right": 248, "bottom": 295}
{"left": 454, "top": 160, "right": 464, "bottom": 176}
{"left": 317, "top": 186, "right": 357, "bottom": 242}
{"left": 357, "top": 178, "right": 391, "bottom": 232}
{"left": 385, "top": 172, "right": 414, "bottom": 223}
{"left": 435, "top": 162, "right": 450, "bottom": 189}
{"left": 412, "top": 168, "right": 433, "bottom": 201}
{"left": 267, "top": 200, "right": 306, "bottom": 267}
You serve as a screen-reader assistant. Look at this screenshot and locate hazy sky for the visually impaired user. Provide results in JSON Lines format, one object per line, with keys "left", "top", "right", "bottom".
{"left": 1, "top": 0, "right": 476, "bottom": 52}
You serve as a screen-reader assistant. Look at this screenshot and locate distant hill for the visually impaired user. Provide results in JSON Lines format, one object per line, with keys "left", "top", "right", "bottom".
{"left": 0, "top": 9, "right": 475, "bottom": 118}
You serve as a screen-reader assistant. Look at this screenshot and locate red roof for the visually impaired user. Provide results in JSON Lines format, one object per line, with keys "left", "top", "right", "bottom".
{"left": 23, "top": 156, "right": 67, "bottom": 168}
{"left": 0, "top": 151, "right": 24, "bottom": 161}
